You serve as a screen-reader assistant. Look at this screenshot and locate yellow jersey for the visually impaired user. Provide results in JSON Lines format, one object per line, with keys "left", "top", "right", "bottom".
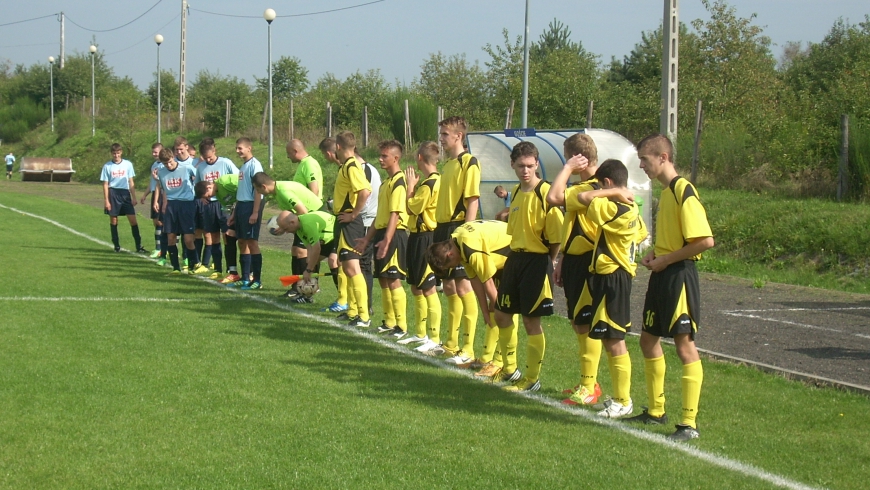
{"left": 560, "top": 178, "right": 600, "bottom": 256}
{"left": 408, "top": 172, "right": 439, "bottom": 233}
{"left": 332, "top": 156, "right": 371, "bottom": 215}
{"left": 586, "top": 197, "right": 648, "bottom": 276}
{"left": 452, "top": 220, "right": 512, "bottom": 282}
{"left": 655, "top": 176, "right": 713, "bottom": 259}
{"left": 436, "top": 152, "right": 480, "bottom": 223}
{"left": 506, "top": 180, "right": 564, "bottom": 254}
{"left": 374, "top": 170, "right": 408, "bottom": 230}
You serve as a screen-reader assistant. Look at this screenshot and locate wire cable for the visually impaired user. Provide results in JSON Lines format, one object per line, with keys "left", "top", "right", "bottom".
{"left": 65, "top": 0, "right": 165, "bottom": 33}
{"left": 103, "top": 14, "right": 180, "bottom": 57}
{"left": 0, "top": 42, "right": 56, "bottom": 49}
{"left": 0, "top": 13, "right": 57, "bottom": 28}
{"left": 190, "top": 0, "right": 385, "bottom": 19}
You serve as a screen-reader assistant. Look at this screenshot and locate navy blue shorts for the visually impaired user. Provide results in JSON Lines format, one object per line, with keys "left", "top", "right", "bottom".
{"left": 234, "top": 200, "right": 265, "bottom": 240}
{"left": 150, "top": 193, "right": 161, "bottom": 220}
{"left": 164, "top": 200, "right": 197, "bottom": 235}
{"left": 107, "top": 188, "right": 135, "bottom": 217}
{"left": 198, "top": 200, "right": 225, "bottom": 233}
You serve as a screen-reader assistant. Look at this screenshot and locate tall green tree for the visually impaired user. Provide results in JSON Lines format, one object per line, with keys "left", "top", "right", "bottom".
{"left": 414, "top": 52, "right": 495, "bottom": 129}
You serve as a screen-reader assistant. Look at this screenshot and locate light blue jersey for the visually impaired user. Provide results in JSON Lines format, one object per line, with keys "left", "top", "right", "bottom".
{"left": 100, "top": 159, "right": 136, "bottom": 189}
{"left": 5, "top": 154, "right": 14, "bottom": 166}
{"left": 158, "top": 164, "right": 196, "bottom": 201}
{"left": 176, "top": 156, "right": 194, "bottom": 168}
{"left": 197, "top": 157, "right": 239, "bottom": 201}
{"left": 237, "top": 157, "right": 263, "bottom": 203}
{"left": 148, "top": 161, "right": 165, "bottom": 192}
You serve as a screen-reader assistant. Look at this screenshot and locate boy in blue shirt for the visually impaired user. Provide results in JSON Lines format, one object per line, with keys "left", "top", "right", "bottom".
{"left": 227, "top": 137, "right": 265, "bottom": 290}
{"left": 157, "top": 148, "right": 202, "bottom": 274}
{"left": 100, "top": 143, "right": 146, "bottom": 253}
{"left": 140, "top": 143, "right": 166, "bottom": 260}
{"left": 5, "top": 152, "right": 14, "bottom": 179}
{"left": 195, "top": 137, "right": 239, "bottom": 278}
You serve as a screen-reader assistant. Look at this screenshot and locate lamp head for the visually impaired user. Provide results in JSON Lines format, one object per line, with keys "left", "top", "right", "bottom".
{"left": 89, "top": 45, "right": 97, "bottom": 54}
{"left": 48, "top": 56, "right": 55, "bottom": 64}
{"left": 264, "top": 8, "right": 277, "bottom": 23}
{"left": 155, "top": 34, "right": 164, "bottom": 45}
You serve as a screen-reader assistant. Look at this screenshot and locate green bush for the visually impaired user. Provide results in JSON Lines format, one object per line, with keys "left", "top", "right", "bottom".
{"left": 0, "top": 98, "right": 49, "bottom": 142}
{"left": 56, "top": 110, "right": 85, "bottom": 142}
{"left": 386, "top": 89, "right": 438, "bottom": 147}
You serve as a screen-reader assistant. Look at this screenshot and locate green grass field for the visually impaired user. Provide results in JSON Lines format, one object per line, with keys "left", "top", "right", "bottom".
{"left": 0, "top": 189, "right": 867, "bottom": 489}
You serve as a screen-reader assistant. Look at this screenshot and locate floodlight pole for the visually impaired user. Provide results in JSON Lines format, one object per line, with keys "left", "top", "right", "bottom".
{"left": 520, "top": 0, "right": 530, "bottom": 128}
{"left": 264, "top": 9, "right": 276, "bottom": 169}
{"left": 90, "top": 44, "right": 96, "bottom": 137}
{"left": 48, "top": 57, "right": 55, "bottom": 132}
{"left": 155, "top": 35, "right": 163, "bottom": 144}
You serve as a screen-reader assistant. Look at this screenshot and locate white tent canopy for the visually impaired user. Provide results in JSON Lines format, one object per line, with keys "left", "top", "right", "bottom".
{"left": 466, "top": 128, "right": 652, "bottom": 229}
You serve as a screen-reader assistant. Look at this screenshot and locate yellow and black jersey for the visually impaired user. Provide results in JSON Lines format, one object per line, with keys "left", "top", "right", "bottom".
{"left": 655, "top": 176, "right": 713, "bottom": 259}
{"left": 451, "top": 220, "right": 512, "bottom": 282}
{"left": 560, "top": 178, "right": 600, "bottom": 255}
{"left": 587, "top": 198, "right": 648, "bottom": 276}
{"left": 408, "top": 172, "right": 440, "bottom": 233}
{"left": 436, "top": 152, "right": 480, "bottom": 223}
{"left": 333, "top": 156, "right": 371, "bottom": 215}
{"left": 506, "top": 180, "right": 564, "bottom": 254}
{"left": 374, "top": 170, "right": 408, "bottom": 230}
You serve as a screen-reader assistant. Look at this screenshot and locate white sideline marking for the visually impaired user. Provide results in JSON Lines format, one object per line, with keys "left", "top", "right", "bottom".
{"left": 0, "top": 201, "right": 823, "bottom": 490}
{"left": 721, "top": 308, "right": 870, "bottom": 341}
{"left": 0, "top": 297, "right": 194, "bottom": 302}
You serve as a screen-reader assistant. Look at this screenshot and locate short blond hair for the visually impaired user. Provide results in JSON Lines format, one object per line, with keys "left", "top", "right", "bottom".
{"left": 439, "top": 116, "right": 468, "bottom": 135}
{"left": 417, "top": 141, "right": 439, "bottom": 164}
{"left": 336, "top": 131, "right": 356, "bottom": 151}
{"left": 563, "top": 133, "right": 598, "bottom": 164}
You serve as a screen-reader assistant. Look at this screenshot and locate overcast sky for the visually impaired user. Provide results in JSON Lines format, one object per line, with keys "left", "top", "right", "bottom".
{"left": 1, "top": 0, "right": 868, "bottom": 90}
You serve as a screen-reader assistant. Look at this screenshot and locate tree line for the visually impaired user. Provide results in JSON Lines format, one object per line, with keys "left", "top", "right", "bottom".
{"left": 1, "top": 1, "right": 869, "bottom": 198}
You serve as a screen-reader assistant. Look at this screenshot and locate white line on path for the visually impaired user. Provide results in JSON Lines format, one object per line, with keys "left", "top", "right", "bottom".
{"left": 0, "top": 201, "right": 822, "bottom": 490}
{"left": 721, "top": 308, "right": 870, "bottom": 341}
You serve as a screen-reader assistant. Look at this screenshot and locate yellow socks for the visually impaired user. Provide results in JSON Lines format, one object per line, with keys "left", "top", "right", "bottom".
{"left": 645, "top": 355, "right": 667, "bottom": 418}
{"left": 445, "top": 294, "right": 462, "bottom": 351}
{"left": 413, "top": 294, "right": 428, "bottom": 338}
{"left": 350, "top": 273, "right": 369, "bottom": 322}
{"left": 609, "top": 353, "right": 632, "bottom": 406}
{"left": 481, "top": 313, "right": 500, "bottom": 364}
{"left": 337, "top": 267, "right": 348, "bottom": 305}
{"left": 391, "top": 286, "right": 407, "bottom": 331}
{"left": 681, "top": 360, "right": 703, "bottom": 428}
{"left": 578, "top": 332, "right": 602, "bottom": 391}
{"left": 381, "top": 287, "right": 395, "bottom": 326}
{"left": 459, "top": 290, "right": 478, "bottom": 357}
{"left": 498, "top": 322, "right": 519, "bottom": 374}
{"left": 525, "top": 332, "right": 546, "bottom": 381}
{"left": 426, "top": 293, "right": 441, "bottom": 343}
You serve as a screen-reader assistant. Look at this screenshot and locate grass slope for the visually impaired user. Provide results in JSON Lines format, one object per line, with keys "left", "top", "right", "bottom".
{"left": 0, "top": 190, "right": 867, "bottom": 489}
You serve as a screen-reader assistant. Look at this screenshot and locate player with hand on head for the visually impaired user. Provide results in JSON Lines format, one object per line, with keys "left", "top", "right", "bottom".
{"left": 101, "top": 143, "right": 146, "bottom": 254}
{"left": 226, "top": 138, "right": 265, "bottom": 290}
{"left": 400, "top": 141, "right": 443, "bottom": 350}
{"left": 546, "top": 133, "right": 605, "bottom": 406}
{"left": 434, "top": 116, "right": 481, "bottom": 365}
{"left": 355, "top": 140, "right": 409, "bottom": 339}
{"left": 576, "top": 159, "right": 647, "bottom": 418}
{"left": 625, "top": 134, "right": 714, "bottom": 441}
{"left": 495, "top": 141, "right": 564, "bottom": 392}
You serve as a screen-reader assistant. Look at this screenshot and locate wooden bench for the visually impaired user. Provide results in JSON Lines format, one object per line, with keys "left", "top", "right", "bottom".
{"left": 20, "top": 157, "right": 75, "bottom": 182}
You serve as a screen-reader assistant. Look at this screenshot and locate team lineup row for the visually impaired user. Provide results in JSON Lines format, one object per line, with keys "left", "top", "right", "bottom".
{"left": 99, "top": 118, "right": 713, "bottom": 442}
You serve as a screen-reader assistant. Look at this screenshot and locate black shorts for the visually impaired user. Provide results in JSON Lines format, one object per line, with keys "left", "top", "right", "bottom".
{"left": 589, "top": 269, "right": 633, "bottom": 340}
{"left": 336, "top": 214, "right": 366, "bottom": 262}
{"left": 407, "top": 231, "right": 436, "bottom": 290}
{"left": 164, "top": 200, "right": 196, "bottom": 235}
{"left": 199, "top": 200, "right": 225, "bottom": 233}
{"left": 319, "top": 238, "right": 337, "bottom": 258}
{"left": 643, "top": 260, "right": 701, "bottom": 340}
{"left": 107, "top": 188, "right": 135, "bottom": 217}
{"left": 234, "top": 200, "right": 265, "bottom": 240}
{"left": 6, "top": 164, "right": 12, "bottom": 172}
{"left": 373, "top": 228, "right": 407, "bottom": 280}
{"left": 496, "top": 251, "right": 554, "bottom": 317}
{"left": 433, "top": 221, "right": 467, "bottom": 279}
{"left": 562, "top": 252, "right": 595, "bottom": 325}
{"left": 150, "top": 193, "right": 161, "bottom": 220}
{"left": 292, "top": 232, "right": 305, "bottom": 248}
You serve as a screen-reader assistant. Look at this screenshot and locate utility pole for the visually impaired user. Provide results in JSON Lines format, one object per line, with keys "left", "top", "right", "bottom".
{"left": 179, "top": 0, "right": 188, "bottom": 130}
{"left": 59, "top": 12, "right": 65, "bottom": 69}
{"left": 661, "top": 0, "right": 679, "bottom": 144}
{"left": 520, "top": 0, "right": 530, "bottom": 128}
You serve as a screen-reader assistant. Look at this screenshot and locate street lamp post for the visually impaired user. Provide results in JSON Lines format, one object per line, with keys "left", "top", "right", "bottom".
{"left": 264, "top": 8, "right": 276, "bottom": 169}
{"left": 89, "top": 44, "right": 96, "bottom": 137}
{"left": 48, "top": 56, "right": 55, "bottom": 132}
{"left": 155, "top": 34, "right": 164, "bottom": 144}
{"left": 520, "top": 0, "right": 530, "bottom": 128}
